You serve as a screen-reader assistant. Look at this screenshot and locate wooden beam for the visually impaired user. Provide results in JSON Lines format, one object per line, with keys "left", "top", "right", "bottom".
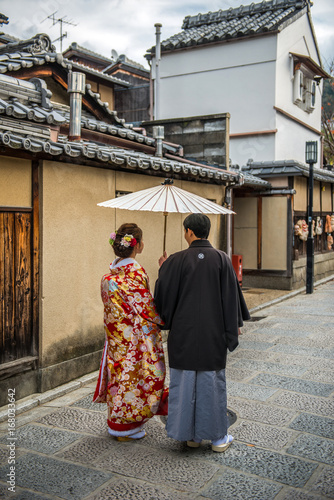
{"left": 257, "top": 197, "right": 262, "bottom": 270}
{"left": 0, "top": 356, "right": 38, "bottom": 380}
{"left": 230, "top": 129, "right": 277, "bottom": 138}
{"left": 274, "top": 107, "right": 322, "bottom": 135}
{"left": 32, "top": 160, "right": 40, "bottom": 360}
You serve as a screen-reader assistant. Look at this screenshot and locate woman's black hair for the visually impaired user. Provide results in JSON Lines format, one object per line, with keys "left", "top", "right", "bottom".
{"left": 112, "top": 223, "right": 142, "bottom": 258}
{"left": 183, "top": 213, "right": 211, "bottom": 239}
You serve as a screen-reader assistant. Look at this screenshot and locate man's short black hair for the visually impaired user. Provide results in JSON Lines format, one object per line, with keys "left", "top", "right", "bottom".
{"left": 183, "top": 213, "right": 211, "bottom": 239}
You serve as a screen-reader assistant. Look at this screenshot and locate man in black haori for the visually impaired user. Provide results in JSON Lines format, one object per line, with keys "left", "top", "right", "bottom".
{"left": 154, "top": 213, "right": 250, "bottom": 452}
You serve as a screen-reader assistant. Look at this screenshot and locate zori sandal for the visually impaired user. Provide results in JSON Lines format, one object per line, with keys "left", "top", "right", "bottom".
{"left": 186, "top": 440, "right": 201, "bottom": 448}
{"left": 211, "top": 434, "right": 233, "bottom": 452}
{"left": 116, "top": 430, "right": 146, "bottom": 441}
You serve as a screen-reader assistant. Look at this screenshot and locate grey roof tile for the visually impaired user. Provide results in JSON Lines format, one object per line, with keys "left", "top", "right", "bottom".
{"left": 147, "top": 0, "right": 308, "bottom": 55}
{"left": 244, "top": 160, "right": 334, "bottom": 183}
{"left": 0, "top": 34, "right": 130, "bottom": 87}
{"left": 0, "top": 72, "right": 240, "bottom": 185}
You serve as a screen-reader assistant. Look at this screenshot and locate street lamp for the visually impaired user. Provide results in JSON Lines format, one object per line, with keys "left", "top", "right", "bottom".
{"left": 305, "top": 141, "right": 318, "bottom": 294}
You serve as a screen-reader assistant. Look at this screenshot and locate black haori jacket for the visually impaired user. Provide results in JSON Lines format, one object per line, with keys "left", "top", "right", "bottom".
{"left": 154, "top": 240, "right": 250, "bottom": 371}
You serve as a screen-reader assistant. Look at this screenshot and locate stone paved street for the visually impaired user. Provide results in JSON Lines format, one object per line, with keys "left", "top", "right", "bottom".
{"left": 0, "top": 279, "right": 333, "bottom": 499}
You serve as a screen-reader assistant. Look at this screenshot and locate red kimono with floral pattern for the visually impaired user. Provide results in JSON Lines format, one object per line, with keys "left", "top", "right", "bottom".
{"left": 93, "top": 259, "right": 168, "bottom": 433}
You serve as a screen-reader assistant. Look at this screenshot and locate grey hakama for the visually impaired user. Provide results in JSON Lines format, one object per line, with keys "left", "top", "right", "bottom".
{"left": 166, "top": 368, "right": 228, "bottom": 442}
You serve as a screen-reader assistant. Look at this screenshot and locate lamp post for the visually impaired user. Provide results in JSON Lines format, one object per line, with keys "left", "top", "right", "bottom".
{"left": 305, "top": 141, "right": 318, "bottom": 294}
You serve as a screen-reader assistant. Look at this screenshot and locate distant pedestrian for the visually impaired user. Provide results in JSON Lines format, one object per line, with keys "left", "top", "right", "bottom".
{"left": 93, "top": 223, "right": 168, "bottom": 440}
{"left": 154, "top": 214, "right": 250, "bottom": 451}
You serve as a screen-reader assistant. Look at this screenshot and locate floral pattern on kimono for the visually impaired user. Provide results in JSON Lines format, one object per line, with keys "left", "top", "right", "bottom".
{"left": 93, "top": 259, "right": 167, "bottom": 431}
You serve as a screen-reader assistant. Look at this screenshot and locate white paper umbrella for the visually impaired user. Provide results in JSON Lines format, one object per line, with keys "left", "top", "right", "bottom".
{"left": 98, "top": 180, "right": 235, "bottom": 251}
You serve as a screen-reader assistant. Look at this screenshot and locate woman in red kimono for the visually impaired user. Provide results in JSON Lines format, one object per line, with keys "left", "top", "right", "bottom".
{"left": 93, "top": 223, "right": 167, "bottom": 440}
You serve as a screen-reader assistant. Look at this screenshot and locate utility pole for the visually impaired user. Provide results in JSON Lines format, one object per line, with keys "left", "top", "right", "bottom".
{"left": 43, "top": 12, "right": 77, "bottom": 52}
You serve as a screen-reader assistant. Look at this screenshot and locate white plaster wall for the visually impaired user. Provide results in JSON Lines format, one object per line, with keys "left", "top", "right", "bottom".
{"left": 276, "top": 113, "right": 320, "bottom": 166}
{"left": 276, "top": 13, "right": 322, "bottom": 129}
{"left": 154, "top": 10, "right": 323, "bottom": 167}
{"left": 156, "top": 36, "right": 277, "bottom": 137}
{"left": 230, "top": 134, "right": 276, "bottom": 167}
{"left": 274, "top": 13, "right": 322, "bottom": 166}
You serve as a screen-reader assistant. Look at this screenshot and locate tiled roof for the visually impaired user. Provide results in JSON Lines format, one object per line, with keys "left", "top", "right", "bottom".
{"left": 0, "top": 74, "right": 65, "bottom": 125}
{"left": 0, "top": 72, "right": 150, "bottom": 143}
{"left": 52, "top": 103, "right": 156, "bottom": 145}
{"left": 244, "top": 160, "right": 334, "bottom": 184}
{"left": 64, "top": 43, "right": 148, "bottom": 74}
{"left": 103, "top": 54, "right": 148, "bottom": 74}
{"left": 0, "top": 73, "right": 240, "bottom": 185}
{"left": 0, "top": 34, "right": 130, "bottom": 87}
{"left": 64, "top": 42, "right": 113, "bottom": 65}
{"left": 146, "top": 0, "right": 309, "bottom": 55}
{"left": 230, "top": 166, "right": 271, "bottom": 188}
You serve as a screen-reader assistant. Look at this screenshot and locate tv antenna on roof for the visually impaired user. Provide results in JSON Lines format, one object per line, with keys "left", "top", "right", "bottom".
{"left": 43, "top": 11, "right": 77, "bottom": 52}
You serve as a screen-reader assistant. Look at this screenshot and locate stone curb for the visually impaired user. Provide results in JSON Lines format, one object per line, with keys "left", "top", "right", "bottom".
{"left": 0, "top": 274, "right": 333, "bottom": 423}
{"left": 249, "top": 274, "right": 334, "bottom": 315}
{"left": 0, "top": 371, "right": 99, "bottom": 423}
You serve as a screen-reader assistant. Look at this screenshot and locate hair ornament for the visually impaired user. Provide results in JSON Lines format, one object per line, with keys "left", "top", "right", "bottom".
{"left": 109, "top": 232, "right": 117, "bottom": 246}
{"left": 120, "top": 234, "right": 137, "bottom": 248}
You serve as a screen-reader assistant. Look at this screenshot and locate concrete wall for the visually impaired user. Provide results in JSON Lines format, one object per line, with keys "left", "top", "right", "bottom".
{"left": 144, "top": 114, "right": 229, "bottom": 168}
{"left": 262, "top": 197, "right": 287, "bottom": 270}
{"left": 0, "top": 157, "right": 31, "bottom": 207}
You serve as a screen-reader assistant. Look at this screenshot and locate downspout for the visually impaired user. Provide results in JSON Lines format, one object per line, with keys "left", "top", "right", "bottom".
{"left": 67, "top": 71, "right": 86, "bottom": 141}
{"left": 148, "top": 59, "right": 154, "bottom": 121}
{"left": 154, "top": 23, "right": 162, "bottom": 120}
{"left": 225, "top": 187, "right": 232, "bottom": 259}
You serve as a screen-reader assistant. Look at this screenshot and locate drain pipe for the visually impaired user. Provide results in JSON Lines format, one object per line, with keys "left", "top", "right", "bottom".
{"left": 225, "top": 187, "right": 232, "bottom": 259}
{"left": 153, "top": 125, "right": 164, "bottom": 157}
{"left": 67, "top": 71, "right": 86, "bottom": 141}
{"left": 154, "top": 23, "right": 162, "bottom": 120}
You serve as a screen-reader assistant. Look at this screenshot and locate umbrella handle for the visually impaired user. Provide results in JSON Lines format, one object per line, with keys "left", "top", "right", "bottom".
{"left": 163, "top": 212, "right": 168, "bottom": 253}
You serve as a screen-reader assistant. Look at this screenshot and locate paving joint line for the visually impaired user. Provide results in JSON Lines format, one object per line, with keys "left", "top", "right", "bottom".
{"left": 0, "top": 275, "right": 333, "bottom": 423}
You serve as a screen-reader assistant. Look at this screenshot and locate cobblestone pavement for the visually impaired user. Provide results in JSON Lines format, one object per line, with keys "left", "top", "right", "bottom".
{"left": 0, "top": 280, "right": 333, "bottom": 499}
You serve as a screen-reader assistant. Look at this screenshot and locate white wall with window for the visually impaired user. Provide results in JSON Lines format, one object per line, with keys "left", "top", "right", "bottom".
{"left": 153, "top": 6, "right": 325, "bottom": 168}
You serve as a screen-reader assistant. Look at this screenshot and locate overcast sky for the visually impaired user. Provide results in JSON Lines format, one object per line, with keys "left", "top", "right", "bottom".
{"left": 2, "top": 0, "right": 333, "bottom": 70}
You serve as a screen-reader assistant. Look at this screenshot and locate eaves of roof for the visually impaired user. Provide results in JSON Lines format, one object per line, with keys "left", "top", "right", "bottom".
{"left": 0, "top": 69, "right": 241, "bottom": 185}
{"left": 63, "top": 43, "right": 113, "bottom": 65}
{"left": 0, "top": 128, "right": 239, "bottom": 185}
{"left": 67, "top": 60, "right": 130, "bottom": 87}
{"left": 230, "top": 167, "right": 271, "bottom": 188}
{"left": 290, "top": 52, "right": 329, "bottom": 78}
{"left": 244, "top": 160, "right": 334, "bottom": 184}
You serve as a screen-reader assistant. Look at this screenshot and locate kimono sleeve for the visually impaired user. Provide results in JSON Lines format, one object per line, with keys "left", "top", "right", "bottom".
{"left": 154, "top": 253, "right": 183, "bottom": 330}
{"left": 220, "top": 252, "right": 250, "bottom": 352}
{"left": 132, "top": 269, "right": 163, "bottom": 326}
